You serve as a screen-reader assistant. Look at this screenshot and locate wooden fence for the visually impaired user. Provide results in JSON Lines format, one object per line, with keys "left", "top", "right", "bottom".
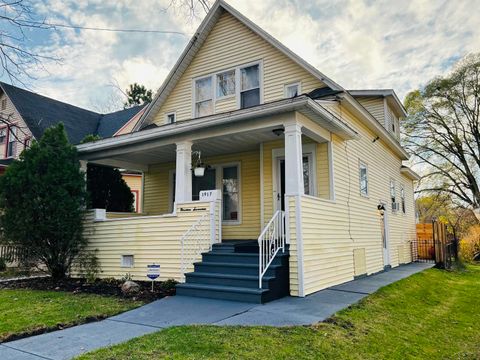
{"left": 0, "top": 245, "right": 25, "bottom": 265}
{"left": 413, "top": 221, "right": 457, "bottom": 268}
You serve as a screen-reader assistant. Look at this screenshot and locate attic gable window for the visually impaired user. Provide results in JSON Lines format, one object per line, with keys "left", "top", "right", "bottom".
{"left": 194, "top": 76, "right": 213, "bottom": 117}
{"left": 240, "top": 63, "right": 260, "bottom": 109}
{"left": 216, "top": 70, "right": 235, "bottom": 98}
{"left": 284, "top": 82, "right": 300, "bottom": 98}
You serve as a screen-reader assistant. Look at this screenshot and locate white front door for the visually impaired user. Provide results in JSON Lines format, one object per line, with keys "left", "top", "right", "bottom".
{"left": 380, "top": 202, "right": 390, "bottom": 267}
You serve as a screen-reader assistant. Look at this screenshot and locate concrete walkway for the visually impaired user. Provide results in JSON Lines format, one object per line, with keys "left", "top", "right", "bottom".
{"left": 0, "top": 262, "right": 433, "bottom": 360}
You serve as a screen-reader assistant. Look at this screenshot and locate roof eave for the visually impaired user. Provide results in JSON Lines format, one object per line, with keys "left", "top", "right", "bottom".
{"left": 401, "top": 166, "right": 421, "bottom": 181}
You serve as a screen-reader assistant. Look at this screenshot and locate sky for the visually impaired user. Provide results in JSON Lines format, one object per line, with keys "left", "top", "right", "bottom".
{"left": 2, "top": 0, "right": 479, "bottom": 112}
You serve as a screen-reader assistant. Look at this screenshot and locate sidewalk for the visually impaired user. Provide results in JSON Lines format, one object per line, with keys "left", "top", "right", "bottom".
{"left": 0, "top": 262, "right": 433, "bottom": 360}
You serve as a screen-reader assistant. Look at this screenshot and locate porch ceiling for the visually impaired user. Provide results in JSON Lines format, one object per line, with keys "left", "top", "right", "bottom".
{"left": 95, "top": 126, "right": 297, "bottom": 168}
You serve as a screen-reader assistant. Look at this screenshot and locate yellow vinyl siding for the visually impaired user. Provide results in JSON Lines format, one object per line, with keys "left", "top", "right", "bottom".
{"left": 79, "top": 203, "right": 213, "bottom": 281}
{"left": 356, "top": 97, "right": 385, "bottom": 125}
{"left": 143, "top": 150, "right": 261, "bottom": 239}
{"left": 151, "top": 11, "right": 325, "bottom": 125}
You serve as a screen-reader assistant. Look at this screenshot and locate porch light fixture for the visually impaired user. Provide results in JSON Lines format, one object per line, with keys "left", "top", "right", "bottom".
{"left": 377, "top": 204, "right": 385, "bottom": 217}
{"left": 272, "top": 128, "right": 284, "bottom": 136}
{"left": 192, "top": 150, "right": 209, "bottom": 177}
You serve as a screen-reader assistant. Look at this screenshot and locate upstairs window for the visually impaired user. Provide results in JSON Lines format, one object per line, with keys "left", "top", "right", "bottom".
{"left": 216, "top": 70, "right": 235, "bottom": 98}
{"left": 359, "top": 162, "right": 368, "bottom": 197}
{"left": 401, "top": 185, "right": 406, "bottom": 214}
{"left": 7, "top": 126, "right": 16, "bottom": 158}
{"left": 194, "top": 77, "right": 213, "bottom": 117}
{"left": 284, "top": 82, "right": 300, "bottom": 98}
{"left": 240, "top": 64, "right": 260, "bottom": 109}
{"left": 1, "top": 99, "right": 6, "bottom": 110}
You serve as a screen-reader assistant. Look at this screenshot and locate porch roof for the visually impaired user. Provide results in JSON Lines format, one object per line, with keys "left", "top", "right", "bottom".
{"left": 77, "top": 96, "right": 358, "bottom": 166}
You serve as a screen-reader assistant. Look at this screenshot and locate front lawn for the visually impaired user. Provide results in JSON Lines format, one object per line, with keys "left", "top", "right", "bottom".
{"left": 0, "top": 289, "right": 142, "bottom": 342}
{"left": 79, "top": 265, "right": 480, "bottom": 360}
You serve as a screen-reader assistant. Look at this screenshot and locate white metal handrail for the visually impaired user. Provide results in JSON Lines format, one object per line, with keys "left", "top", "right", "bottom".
{"left": 258, "top": 210, "right": 285, "bottom": 288}
{"left": 180, "top": 212, "right": 210, "bottom": 280}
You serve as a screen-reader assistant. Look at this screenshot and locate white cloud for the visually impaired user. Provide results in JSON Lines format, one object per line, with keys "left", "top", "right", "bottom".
{"left": 2, "top": 0, "right": 479, "bottom": 110}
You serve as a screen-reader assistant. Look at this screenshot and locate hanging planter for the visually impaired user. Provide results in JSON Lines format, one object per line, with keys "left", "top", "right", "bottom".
{"left": 192, "top": 151, "right": 209, "bottom": 177}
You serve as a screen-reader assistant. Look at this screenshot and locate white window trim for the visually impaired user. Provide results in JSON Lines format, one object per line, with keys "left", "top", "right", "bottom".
{"left": 7, "top": 125, "right": 17, "bottom": 159}
{"left": 284, "top": 81, "right": 302, "bottom": 98}
{"left": 359, "top": 160, "right": 369, "bottom": 198}
{"left": 390, "top": 179, "right": 397, "bottom": 214}
{"left": 236, "top": 60, "right": 264, "bottom": 110}
{"left": 192, "top": 75, "right": 214, "bottom": 118}
{"left": 165, "top": 112, "right": 176, "bottom": 124}
{"left": 168, "top": 162, "right": 242, "bottom": 225}
{"left": 400, "top": 184, "right": 406, "bottom": 214}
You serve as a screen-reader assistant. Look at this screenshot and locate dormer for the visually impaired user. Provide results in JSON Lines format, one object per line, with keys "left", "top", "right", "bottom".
{"left": 349, "top": 89, "right": 406, "bottom": 141}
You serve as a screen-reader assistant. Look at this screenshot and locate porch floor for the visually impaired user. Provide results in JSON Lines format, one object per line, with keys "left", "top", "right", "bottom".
{"left": 0, "top": 262, "right": 433, "bottom": 359}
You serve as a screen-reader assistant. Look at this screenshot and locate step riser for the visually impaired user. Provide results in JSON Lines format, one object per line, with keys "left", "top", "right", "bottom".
{"left": 202, "top": 253, "right": 288, "bottom": 265}
{"left": 185, "top": 275, "right": 272, "bottom": 289}
{"left": 176, "top": 287, "right": 263, "bottom": 303}
{"left": 194, "top": 263, "right": 279, "bottom": 277}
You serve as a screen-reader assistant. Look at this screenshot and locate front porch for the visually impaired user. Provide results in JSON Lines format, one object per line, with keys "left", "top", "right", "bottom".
{"left": 78, "top": 102, "right": 356, "bottom": 299}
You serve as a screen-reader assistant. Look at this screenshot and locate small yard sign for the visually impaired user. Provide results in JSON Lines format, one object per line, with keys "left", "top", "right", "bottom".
{"left": 147, "top": 264, "right": 160, "bottom": 291}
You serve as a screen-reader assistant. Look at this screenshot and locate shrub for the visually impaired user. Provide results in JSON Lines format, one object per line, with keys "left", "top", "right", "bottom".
{"left": 460, "top": 225, "right": 480, "bottom": 262}
{"left": 0, "top": 257, "right": 6, "bottom": 272}
{"left": 0, "top": 124, "right": 87, "bottom": 280}
{"left": 77, "top": 249, "right": 102, "bottom": 283}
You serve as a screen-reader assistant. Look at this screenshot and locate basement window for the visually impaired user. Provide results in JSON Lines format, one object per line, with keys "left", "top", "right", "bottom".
{"left": 121, "top": 255, "right": 134, "bottom": 268}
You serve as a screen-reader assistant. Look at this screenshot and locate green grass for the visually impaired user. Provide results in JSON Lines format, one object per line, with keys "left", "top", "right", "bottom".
{"left": 78, "top": 265, "right": 480, "bottom": 360}
{"left": 0, "top": 289, "right": 142, "bottom": 342}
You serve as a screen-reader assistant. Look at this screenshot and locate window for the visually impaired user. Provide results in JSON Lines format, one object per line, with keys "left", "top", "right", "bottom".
{"left": 401, "top": 185, "right": 406, "bottom": 214}
{"left": 121, "top": 255, "right": 134, "bottom": 268}
{"left": 284, "top": 83, "right": 300, "bottom": 98}
{"left": 24, "top": 137, "right": 31, "bottom": 149}
{"left": 7, "top": 126, "right": 16, "bottom": 158}
{"left": 166, "top": 113, "right": 176, "bottom": 124}
{"left": 0, "top": 128, "right": 6, "bottom": 144}
{"left": 359, "top": 162, "right": 368, "bottom": 197}
{"left": 240, "top": 64, "right": 260, "bottom": 108}
{"left": 390, "top": 179, "right": 397, "bottom": 211}
{"left": 1, "top": 99, "right": 6, "bottom": 110}
{"left": 302, "top": 155, "right": 315, "bottom": 195}
{"left": 222, "top": 166, "right": 239, "bottom": 221}
{"left": 216, "top": 70, "right": 235, "bottom": 98}
{"left": 194, "top": 76, "right": 213, "bottom": 117}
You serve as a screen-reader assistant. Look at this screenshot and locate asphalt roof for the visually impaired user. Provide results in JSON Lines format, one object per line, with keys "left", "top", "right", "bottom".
{"left": 0, "top": 82, "right": 145, "bottom": 144}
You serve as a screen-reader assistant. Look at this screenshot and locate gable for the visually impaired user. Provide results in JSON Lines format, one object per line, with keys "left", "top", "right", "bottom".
{"left": 150, "top": 10, "right": 327, "bottom": 126}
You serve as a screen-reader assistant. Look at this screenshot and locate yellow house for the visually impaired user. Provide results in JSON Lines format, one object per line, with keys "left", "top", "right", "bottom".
{"left": 77, "top": 1, "right": 419, "bottom": 303}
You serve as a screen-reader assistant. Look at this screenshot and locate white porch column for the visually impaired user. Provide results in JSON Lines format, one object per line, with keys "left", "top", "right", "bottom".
{"left": 284, "top": 123, "right": 304, "bottom": 196}
{"left": 175, "top": 141, "right": 193, "bottom": 203}
{"left": 284, "top": 122, "right": 305, "bottom": 297}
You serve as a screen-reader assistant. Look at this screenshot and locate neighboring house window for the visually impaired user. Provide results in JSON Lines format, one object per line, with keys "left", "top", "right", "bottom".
{"left": 284, "top": 82, "right": 300, "bottom": 98}
{"left": 194, "top": 76, "right": 213, "bottom": 117}
{"left": 24, "top": 137, "right": 31, "bottom": 148}
{"left": 7, "top": 126, "right": 16, "bottom": 158}
{"left": 390, "top": 179, "right": 397, "bottom": 212}
{"left": 166, "top": 112, "right": 176, "bottom": 124}
{"left": 401, "top": 185, "right": 406, "bottom": 214}
{"left": 0, "top": 128, "right": 6, "bottom": 144}
{"left": 240, "top": 64, "right": 260, "bottom": 109}
{"left": 222, "top": 165, "right": 239, "bottom": 221}
{"left": 1, "top": 99, "right": 6, "bottom": 110}
{"left": 359, "top": 162, "right": 368, "bottom": 197}
{"left": 216, "top": 70, "right": 235, "bottom": 98}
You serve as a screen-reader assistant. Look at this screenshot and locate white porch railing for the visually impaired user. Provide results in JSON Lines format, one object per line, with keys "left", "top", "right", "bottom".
{"left": 258, "top": 210, "right": 285, "bottom": 288}
{"left": 180, "top": 212, "right": 211, "bottom": 280}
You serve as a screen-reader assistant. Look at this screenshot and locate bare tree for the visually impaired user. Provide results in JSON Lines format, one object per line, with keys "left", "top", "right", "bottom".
{"left": 0, "top": 1, "right": 59, "bottom": 85}
{"left": 404, "top": 53, "right": 480, "bottom": 208}
{"left": 164, "top": 0, "right": 211, "bottom": 22}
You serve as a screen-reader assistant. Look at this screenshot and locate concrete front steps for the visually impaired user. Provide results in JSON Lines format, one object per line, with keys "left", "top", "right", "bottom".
{"left": 176, "top": 241, "right": 289, "bottom": 303}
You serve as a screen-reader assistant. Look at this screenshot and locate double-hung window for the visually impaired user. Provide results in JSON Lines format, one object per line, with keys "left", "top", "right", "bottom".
{"left": 216, "top": 70, "right": 235, "bottom": 98}
{"left": 7, "top": 126, "right": 16, "bottom": 158}
{"left": 400, "top": 185, "right": 406, "bottom": 214}
{"left": 0, "top": 128, "right": 6, "bottom": 144}
{"left": 240, "top": 64, "right": 260, "bottom": 108}
{"left": 194, "top": 77, "right": 213, "bottom": 117}
{"left": 359, "top": 162, "right": 368, "bottom": 197}
{"left": 390, "top": 179, "right": 397, "bottom": 211}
